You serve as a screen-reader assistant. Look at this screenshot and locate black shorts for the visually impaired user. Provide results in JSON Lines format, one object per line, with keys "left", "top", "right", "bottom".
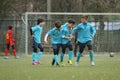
{"left": 52, "top": 44, "right": 61, "bottom": 50}
{"left": 32, "top": 39, "right": 43, "bottom": 52}
{"left": 61, "top": 41, "right": 73, "bottom": 53}
{"left": 78, "top": 40, "right": 92, "bottom": 53}
{"left": 6, "top": 44, "right": 15, "bottom": 50}
{"left": 52, "top": 44, "right": 61, "bottom": 55}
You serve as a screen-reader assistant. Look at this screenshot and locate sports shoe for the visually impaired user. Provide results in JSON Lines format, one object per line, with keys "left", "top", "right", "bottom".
{"left": 68, "top": 60, "right": 72, "bottom": 65}
{"left": 75, "top": 62, "right": 79, "bottom": 67}
{"left": 36, "top": 61, "right": 41, "bottom": 64}
{"left": 91, "top": 61, "right": 95, "bottom": 66}
{"left": 56, "top": 63, "right": 60, "bottom": 67}
{"left": 4, "top": 56, "right": 9, "bottom": 59}
{"left": 14, "top": 56, "right": 19, "bottom": 59}
{"left": 60, "top": 62, "right": 65, "bottom": 67}
{"left": 51, "top": 59, "right": 55, "bottom": 66}
{"left": 32, "top": 61, "right": 38, "bottom": 65}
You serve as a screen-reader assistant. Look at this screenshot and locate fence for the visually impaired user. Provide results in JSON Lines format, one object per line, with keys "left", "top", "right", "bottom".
{"left": 0, "top": 18, "right": 120, "bottom": 55}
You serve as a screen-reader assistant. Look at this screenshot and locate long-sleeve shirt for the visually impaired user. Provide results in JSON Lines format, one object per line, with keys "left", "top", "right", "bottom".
{"left": 46, "top": 27, "right": 62, "bottom": 44}
{"left": 72, "top": 22, "right": 96, "bottom": 43}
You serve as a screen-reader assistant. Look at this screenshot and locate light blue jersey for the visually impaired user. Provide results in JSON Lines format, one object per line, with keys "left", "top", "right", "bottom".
{"left": 31, "top": 25, "right": 42, "bottom": 43}
{"left": 61, "top": 23, "right": 71, "bottom": 44}
{"left": 47, "top": 27, "right": 62, "bottom": 44}
{"left": 72, "top": 22, "right": 96, "bottom": 43}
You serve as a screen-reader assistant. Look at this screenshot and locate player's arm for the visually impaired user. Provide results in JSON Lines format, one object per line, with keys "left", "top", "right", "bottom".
{"left": 62, "top": 28, "right": 73, "bottom": 39}
{"left": 44, "top": 29, "right": 53, "bottom": 44}
{"left": 74, "top": 32, "right": 78, "bottom": 43}
{"left": 62, "top": 36, "right": 72, "bottom": 39}
{"left": 30, "top": 27, "right": 38, "bottom": 37}
{"left": 62, "top": 30, "right": 72, "bottom": 39}
{"left": 30, "top": 28, "right": 33, "bottom": 35}
{"left": 71, "top": 25, "right": 79, "bottom": 39}
{"left": 90, "top": 25, "right": 96, "bottom": 38}
{"left": 44, "top": 34, "right": 49, "bottom": 44}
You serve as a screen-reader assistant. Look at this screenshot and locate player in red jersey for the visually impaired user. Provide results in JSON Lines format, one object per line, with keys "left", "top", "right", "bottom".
{"left": 4, "top": 25, "right": 19, "bottom": 59}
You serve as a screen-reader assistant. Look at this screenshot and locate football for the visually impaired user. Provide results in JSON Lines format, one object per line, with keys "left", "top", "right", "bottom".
{"left": 109, "top": 52, "right": 115, "bottom": 57}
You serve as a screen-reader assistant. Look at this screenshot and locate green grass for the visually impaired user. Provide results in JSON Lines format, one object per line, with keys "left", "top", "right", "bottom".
{"left": 0, "top": 55, "right": 120, "bottom": 80}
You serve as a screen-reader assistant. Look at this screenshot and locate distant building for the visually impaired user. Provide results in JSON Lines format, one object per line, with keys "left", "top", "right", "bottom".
{"left": 91, "top": 22, "right": 120, "bottom": 30}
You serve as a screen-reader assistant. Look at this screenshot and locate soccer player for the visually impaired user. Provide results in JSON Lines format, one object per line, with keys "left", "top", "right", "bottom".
{"left": 60, "top": 20, "right": 75, "bottom": 66}
{"left": 44, "top": 21, "right": 62, "bottom": 66}
{"left": 30, "top": 18, "right": 45, "bottom": 65}
{"left": 4, "top": 25, "right": 19, "bottom": 59}
{"left": 71, "top": 15, "right": 96, "bottom": 66}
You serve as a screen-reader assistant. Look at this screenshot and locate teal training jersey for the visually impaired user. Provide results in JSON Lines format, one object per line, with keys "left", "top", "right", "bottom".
{"left": 47, "top": 27, "right": 62, "bottom": 44}
{"left": 31, "top": 25, "right": 42, "bottom": 43}
{"left": 61, "top": 23, "right": 71, "bottom": 44}
{"left": 72, "top": 22, "right": 96, "bottom": 43}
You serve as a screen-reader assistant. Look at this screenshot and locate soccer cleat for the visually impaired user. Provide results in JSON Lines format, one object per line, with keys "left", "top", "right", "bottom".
{"left": 37, "top": 61, "right": 42, "bottom": 64}
{"left": 32, "top": 61, "right": 38, "bottom": 65}
{"left": 56, "top": 63, "right": 60, "bottom": 67}
{"left": 68, "top": 60, "right": 72, "bottom": 65}
{"left": 60, "top": 62, "right": 65, "bottom": 67}
{"left": 4, "top": 56, "right": 9, "bottom": 59}
{"left": 91, "top": 61, "right": 95, "bottom": 66}
{"left": 51, "top": 59, "right": 55, "bottom": 66}
{"left": 75, "top": 62, "right": 79, "bottom": 67}
{"left": 14, "top": 56, "right": 19, "bottom": 59}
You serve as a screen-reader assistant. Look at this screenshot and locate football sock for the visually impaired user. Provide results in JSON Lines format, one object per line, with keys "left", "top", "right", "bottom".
{"left": 32, "top": 52, "right": 36, "bottom": 62}
{"left": 89, "top": 52, "right": 94, "bottom": 62}
{"left": 4, "top": 49, "right": 9, "bottom": 56}
{"left": 60, "top": 53, "right": 64, "bottom": 62}
{"left": 54, "top": 54, "right": 59, "bottom": 64}
{"left": 12, "top": 49, "right": 17, "bottom": 56}
{"left": 76, "top": 52, "right": 82, "bottom": 62}
{"left": 37, "top": 52, "right": 43, "bottom": 61}
{"left": 68, "top": 51, "right": 73, "bottom": 60}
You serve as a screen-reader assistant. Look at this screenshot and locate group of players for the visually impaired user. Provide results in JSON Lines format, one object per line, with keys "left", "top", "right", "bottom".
{"left": 30, "top": 15, "right": 96, "bottom": 66}
{"left": 3, "top": 15, "right": 96, "bottom": 67}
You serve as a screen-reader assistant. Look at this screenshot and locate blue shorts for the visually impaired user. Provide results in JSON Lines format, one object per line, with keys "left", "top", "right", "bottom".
{"left": 61, "top": 41, "right": 73, "bottom": 53}
{"left": 78, "top": 40, "right": 92, "bottom": 53}
{"left": 52, "top": 44, "right": 61, "bottom": 55}
{"left": 32, "top": 39, "right": 43, "bottom": 52}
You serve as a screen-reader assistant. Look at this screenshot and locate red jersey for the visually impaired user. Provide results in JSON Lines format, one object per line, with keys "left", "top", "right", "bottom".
{"left": 6, "top": 29, "right": 15, "bottom": 46}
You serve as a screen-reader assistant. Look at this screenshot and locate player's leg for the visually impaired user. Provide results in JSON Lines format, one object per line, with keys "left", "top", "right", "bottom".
{"left": 52, "top": 44, "right": 59, "bottom": 66}
{"left": 32, "top": 48, "right": 38, "bottom": 65}
{"left": 74, "top": 43, "right": 78, "bottom": 57}
{"left": 51, "top": 44, "right": 56, "bottom": 66}
{"left": 11, "top": 45, "right": 19, "bottom": 59}
{"left": 4, "top": 44, "right": 10, "bottom": 59}
{"left": 60, "top": 44, "right": 66, "bottom": 62}
{"left": 60, "top": 44, "right": 66, "bottom": 66}
{"left": 68, "top": 42, "right": 73, "bottom": 65}
{"left": 87, "top": 40, "right": 95, "bottom": 66}
{"left": 32, "top": 40, "right": 37, "bottom": 65}
{"left": 75, "top": 42, "right": 86, "bottom": 66}
{"left": 37, "top": 43, "right": 44, "bottom": 64}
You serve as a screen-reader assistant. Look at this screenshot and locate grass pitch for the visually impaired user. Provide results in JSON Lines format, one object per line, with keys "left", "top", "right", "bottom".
{"left": 0, "top": 55, "right": 120, "bottom": 80}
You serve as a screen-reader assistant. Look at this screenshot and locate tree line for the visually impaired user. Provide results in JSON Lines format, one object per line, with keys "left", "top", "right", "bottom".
{"left": 0, "top": 0, "right": 119, "bottom": 18}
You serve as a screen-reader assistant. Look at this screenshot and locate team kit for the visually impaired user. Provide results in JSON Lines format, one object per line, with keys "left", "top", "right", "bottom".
{"left": 4, "top": 15, "right": 96, "bottom": 67}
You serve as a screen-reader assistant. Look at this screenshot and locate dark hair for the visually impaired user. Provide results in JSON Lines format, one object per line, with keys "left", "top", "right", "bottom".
{"left": 55, "top": 21, "right": 61, "bottom": 28}
{"left": 8, "top": 25, "right": 13, "bottom": 30}
{"left": 81, "top": 15, "right": 89, "bottom": 19}
{"left": 37, "top": 18, "right": 44, "bottom": 25}
{"left": 68, "top": 19, "right": 75, "bottom": 24}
